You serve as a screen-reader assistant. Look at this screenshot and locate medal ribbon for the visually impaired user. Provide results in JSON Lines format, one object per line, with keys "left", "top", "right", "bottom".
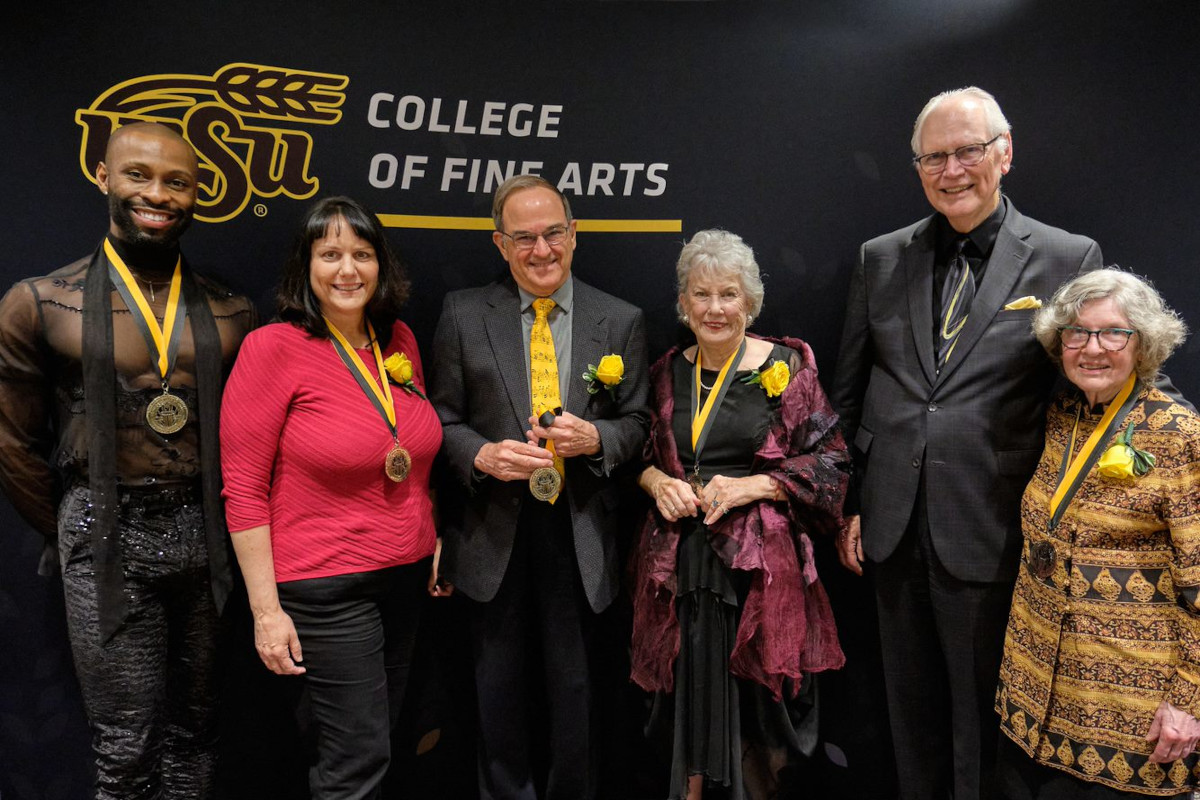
{"left": 324, "top": 318, "right": 397, "bottom": 439}
{"left": 104, "top": 238, "right": 185, "bottom": 381}
{"left": 1047, "top": 373, "right": 1140, "bottom": 531}
{"left": 690, "top": 338, "right": 747, "bottom": 457}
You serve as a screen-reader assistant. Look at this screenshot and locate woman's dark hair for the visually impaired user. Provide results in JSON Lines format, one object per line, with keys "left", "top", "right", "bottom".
{"left": 276, "top": 196, "right": 411, "bottom": 347}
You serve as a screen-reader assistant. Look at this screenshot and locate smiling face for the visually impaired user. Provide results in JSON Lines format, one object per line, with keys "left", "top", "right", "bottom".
{"left": 308, "top": 216, "right": 379, "bottom": 335}
{"left": 1062, "top": 296, "right": 1139, "bottom": 407}
{"left": 680, "top": 270, "right": 749, "bottom": 362}
{"left": 493, "top": 186, "right": 576, "bottom": 296}
{"left": 96, "top": 125, "right": 198, "bottom": 248}
{"left": 916, "top": 95, "right": 1012, "bottom": 233}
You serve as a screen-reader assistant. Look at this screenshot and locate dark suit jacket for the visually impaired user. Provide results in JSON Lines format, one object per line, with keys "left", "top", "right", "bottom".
{"left": 830, "top": 200, "right": 1102, "bottom": 583}
{"left": 429, "top": 274, "right": 651, "bottom": 613}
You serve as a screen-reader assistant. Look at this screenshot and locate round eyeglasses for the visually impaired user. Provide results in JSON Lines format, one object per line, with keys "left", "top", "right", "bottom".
{"left": 1058, "top": 326, "right": 1137, "bottom": 352}
{"left": 913, "top": 134, "right": 1003, "bottom": 175}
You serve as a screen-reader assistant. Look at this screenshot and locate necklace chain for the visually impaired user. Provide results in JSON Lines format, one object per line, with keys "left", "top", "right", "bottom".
{"left": 137, "top": 276, "right": 169, "bottom": 302}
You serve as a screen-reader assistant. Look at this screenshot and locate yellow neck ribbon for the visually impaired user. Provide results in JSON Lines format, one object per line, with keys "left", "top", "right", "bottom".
{"left": 104, "top": 238, "right": 184, "bottom": 380}
{"left": 691, "top": 339, "right": 746, "bottom": 452}
{"left": 1047, "top": 372, "right": 1138, "bottom": 529}
{"left": 324, "top": 318, "right": 397, "bottom": 435}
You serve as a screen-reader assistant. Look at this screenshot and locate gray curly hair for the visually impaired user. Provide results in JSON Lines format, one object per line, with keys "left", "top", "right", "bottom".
{"left": 1032, "top": 268, "right": 1187, "bottom": 381}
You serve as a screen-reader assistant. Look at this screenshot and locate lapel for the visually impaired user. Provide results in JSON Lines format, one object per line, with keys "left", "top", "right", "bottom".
{"left": 566, "top": 279, "right": 609, "bottom": 418}
{"left": 934, "top": 203, "right": 1033, "bottom": 388}
{"left": 903, "top": 217, "right": 939, "bottom": 386}
{"left": 481, "top": 278, "right": 532, "bottom": 432}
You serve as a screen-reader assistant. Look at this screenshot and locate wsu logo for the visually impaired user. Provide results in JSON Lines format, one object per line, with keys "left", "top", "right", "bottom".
{"left": 76, "top": 63, "right": 348, "bottom": 222}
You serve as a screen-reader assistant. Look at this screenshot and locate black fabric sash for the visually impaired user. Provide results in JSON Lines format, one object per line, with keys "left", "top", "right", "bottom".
{"left": 81, "top": 240, "right": 228, "bottom": 642}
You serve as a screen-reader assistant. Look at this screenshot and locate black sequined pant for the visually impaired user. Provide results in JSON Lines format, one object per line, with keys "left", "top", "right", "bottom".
{"left": 58, "top": 484, "right": 220, "bottom": 800}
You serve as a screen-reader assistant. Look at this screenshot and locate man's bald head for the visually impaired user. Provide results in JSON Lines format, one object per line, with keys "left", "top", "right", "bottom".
{"left": 105, "top": 122, "right": 199, "bottom": 174}
{"left": 96, "top": 123, "right": 200, "bottom": 248}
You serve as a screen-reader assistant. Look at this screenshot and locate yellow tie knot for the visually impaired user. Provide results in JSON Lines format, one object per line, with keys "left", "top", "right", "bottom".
{"left": 533, "top": 297, "right": 556, "bottom": 320}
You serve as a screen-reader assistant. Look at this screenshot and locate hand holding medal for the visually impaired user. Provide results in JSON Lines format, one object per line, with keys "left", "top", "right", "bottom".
{"left": 529, "top": 409, "right": 564, "bottom": 502}
{"left": 650, "top": 474, "right": 701, "bottom": 522}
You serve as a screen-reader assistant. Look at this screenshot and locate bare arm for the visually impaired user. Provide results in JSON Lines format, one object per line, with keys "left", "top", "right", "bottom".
{"left": 229, "top": 524, "right": 305, "bottom": 676}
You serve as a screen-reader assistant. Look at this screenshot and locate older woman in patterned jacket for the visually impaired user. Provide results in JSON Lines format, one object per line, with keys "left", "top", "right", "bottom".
{"left": 996, "top": 269, "right": 1200, "bottom": 798}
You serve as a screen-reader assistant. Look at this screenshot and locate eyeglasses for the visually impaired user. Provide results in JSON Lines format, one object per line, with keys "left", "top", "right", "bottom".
{"left": 500, "top": 225, "right": 570, "bottom": 251}
{"left": 912, "top": 134, "right": 1003, "bottom": 175}
{"left": 1058, "top": 326, "right": 1137, "bottom": 352}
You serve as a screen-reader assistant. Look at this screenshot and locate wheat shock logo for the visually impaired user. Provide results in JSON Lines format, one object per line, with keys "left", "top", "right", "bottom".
{"left": 76, "top": 63, "right": 348, "bottom": 222}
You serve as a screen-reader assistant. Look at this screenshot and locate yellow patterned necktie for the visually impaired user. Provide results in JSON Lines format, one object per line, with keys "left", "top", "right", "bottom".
{"left": 531, "top": 297, "right": 564, "bottom": 502}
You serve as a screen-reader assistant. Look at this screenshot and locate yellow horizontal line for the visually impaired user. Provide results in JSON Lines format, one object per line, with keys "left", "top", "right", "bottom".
{"left": 579, "top": 219, "right": 682, "bottom": 233}
{"left": 377, "top": 214, "right": 681, "bottom": 233}
{"left": 377, "top": 215, "right": 493, "bottom": 230}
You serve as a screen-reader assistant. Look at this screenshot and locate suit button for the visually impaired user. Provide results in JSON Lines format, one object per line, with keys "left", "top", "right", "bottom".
{"left": 911, "top": 457, "right": 921, "bottom": 468}
{"left": 927, "top": 403, "right": 938, "bottom": 412}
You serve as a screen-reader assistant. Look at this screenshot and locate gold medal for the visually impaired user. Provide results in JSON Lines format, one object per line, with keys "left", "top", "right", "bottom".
{"left": 688, "top": 471, "right": 705, "bottom": 495}
{"left": 385, "top": 444, "right": 412, "bottom": 483}
{"left": 146, "top": 389, "right": 188, "bottom": 434}
{"left": 529, "top": 466, "right": 562, "bottom": 501}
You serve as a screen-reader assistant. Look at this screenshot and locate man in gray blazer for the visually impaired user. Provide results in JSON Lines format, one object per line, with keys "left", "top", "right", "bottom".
{"left": 429, "top": 175, "right": 650, "bottom": 800}
{"left": 830, "top": 88, "right": 1102, "bottom": 799}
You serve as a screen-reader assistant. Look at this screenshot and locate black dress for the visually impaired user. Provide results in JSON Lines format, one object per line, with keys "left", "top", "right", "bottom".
{"left": 656, "top": 344, "right": 817, "bottom": 800}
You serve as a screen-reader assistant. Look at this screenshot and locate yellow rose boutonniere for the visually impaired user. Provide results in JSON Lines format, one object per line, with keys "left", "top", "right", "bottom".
{"left": 740, "top": 359, "right": 791, "bottom": 398}
{"left": 582, "top": 354, "right": 625, "bottom": 395}
{"left": 383, "top": 352, "right": 426, "bottom": 400}
{"left": 1096, "top": 421, "right": 1154, "bottom": 479}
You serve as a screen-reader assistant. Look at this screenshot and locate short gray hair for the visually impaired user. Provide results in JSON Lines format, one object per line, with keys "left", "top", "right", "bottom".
{"left": 910, "top": 86, "right": 1012, "bottom": 157}
{"left": 491, "top": 174, "right": 572, "bottom": 231}
{"left": 674, "top": 229, "right": 765, "bottom": 323}
{"left": 1032, "top": 268, "right": 1187, "bottom": 381}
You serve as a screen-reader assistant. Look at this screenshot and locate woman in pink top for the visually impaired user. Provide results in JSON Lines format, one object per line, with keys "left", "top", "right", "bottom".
{"left": 220, "top": 196, "right": 446, "bottom": 799}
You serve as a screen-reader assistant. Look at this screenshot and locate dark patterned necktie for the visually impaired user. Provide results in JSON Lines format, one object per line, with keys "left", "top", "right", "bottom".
{"left": 937, "top": 237, "right": 974, "bottom": 365}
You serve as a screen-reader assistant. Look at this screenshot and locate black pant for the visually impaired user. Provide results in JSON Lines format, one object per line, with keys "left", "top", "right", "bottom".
{"left": 277, "top": 559, "right": 429, "bottom": 800}
{"left": 59, "top": 484, "right": 219, "bottom": 800}
{"left": 873, "top": 493, "right": 1014, "bottom": 800}
{"left": 469, "top": 500, "right": 597, "bottom": 800}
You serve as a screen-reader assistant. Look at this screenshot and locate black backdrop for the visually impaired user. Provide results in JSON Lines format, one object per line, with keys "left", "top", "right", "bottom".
{"left": 3, "top": 3, "right": 1199, "bottom": 798}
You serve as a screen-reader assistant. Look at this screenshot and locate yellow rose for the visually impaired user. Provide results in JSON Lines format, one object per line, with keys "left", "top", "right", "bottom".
{"left": 384, "top": 352, "right": 413, "bottom": 384}
{"left": 595, "top": 354, "right": 625, "bottom": 386}
{"left": 1096, "top": 444, "right": 1136, "bottom": 479}
{"left": 759, "top": 360, "right": 791, "bottom": 398}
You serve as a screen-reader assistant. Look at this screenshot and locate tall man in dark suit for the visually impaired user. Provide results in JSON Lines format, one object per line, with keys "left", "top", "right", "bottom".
{"left": 830, "top": 88, "right": 1103, "bottom": 799}
{"left": 429, "top": 175, "right": 650, "bottom": 800}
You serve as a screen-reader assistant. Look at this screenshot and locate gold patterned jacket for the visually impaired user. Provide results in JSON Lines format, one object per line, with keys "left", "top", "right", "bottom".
{"left": 997, "top": 385, "right": 1200, "bottom": 795}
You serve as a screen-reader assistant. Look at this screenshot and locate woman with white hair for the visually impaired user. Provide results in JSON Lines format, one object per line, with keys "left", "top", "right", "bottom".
{"left": 996, "top": 268, "right": 1200, "bottom": 797}
{"left": 629, "top": 229, "right": 848, "bottom": 799}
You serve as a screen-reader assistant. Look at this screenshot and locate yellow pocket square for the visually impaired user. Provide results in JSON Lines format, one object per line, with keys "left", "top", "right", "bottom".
{"left": 1003, "top": 296, "right": 1042, "bottom": 310}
